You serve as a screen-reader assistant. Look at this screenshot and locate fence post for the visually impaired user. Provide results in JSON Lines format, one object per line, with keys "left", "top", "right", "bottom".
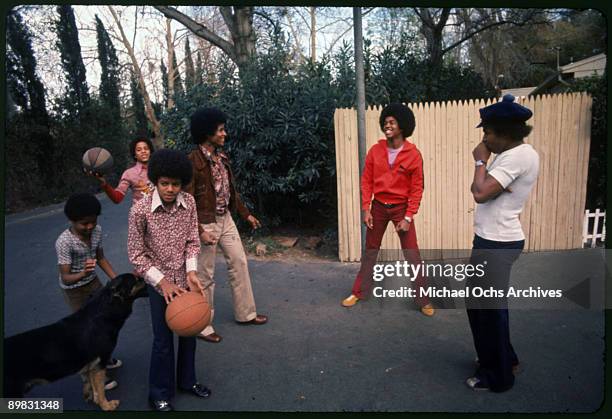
{"left": 592, "top": 209, "right": 601, "bottom": 248}
{"left": 583, "top": 209, "right": 590, "bottom": 246}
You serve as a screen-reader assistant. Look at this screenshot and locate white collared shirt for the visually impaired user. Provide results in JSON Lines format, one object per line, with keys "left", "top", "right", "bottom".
{"left": 150, "top": 187, "right": 188, "bottom": 213}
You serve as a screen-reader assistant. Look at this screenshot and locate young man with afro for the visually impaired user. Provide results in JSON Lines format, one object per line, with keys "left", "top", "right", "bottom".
{"left": 127, "top": 148, "right": 209, "bottom": 411}
{"left": 185, "top": 107, "right": 268, "bottom": 344}
{"left": 341, "top": 103, "right": 435, "bottom": 317}
{"left": 87, "top": 136, "right": 156, "bottom": 206}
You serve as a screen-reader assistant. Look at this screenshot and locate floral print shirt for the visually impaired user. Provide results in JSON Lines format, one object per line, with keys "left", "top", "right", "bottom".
{"left": 199, "top": 145, "right": 231, "bottom": 215}
{"left": 127, "top": 188, "right": 200, "bottom": 294}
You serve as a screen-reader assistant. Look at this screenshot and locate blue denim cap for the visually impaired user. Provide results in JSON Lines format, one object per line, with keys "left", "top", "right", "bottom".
{"left": 476, "top": 94, "right": 533, "bottom": 127}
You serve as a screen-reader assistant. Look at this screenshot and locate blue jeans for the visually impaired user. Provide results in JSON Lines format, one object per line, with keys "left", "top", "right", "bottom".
{"left": 147, "top": 285, "right": 197, "bottom": 401}
{"left": 466, "top": 235, "right": 524, "bottom": 392}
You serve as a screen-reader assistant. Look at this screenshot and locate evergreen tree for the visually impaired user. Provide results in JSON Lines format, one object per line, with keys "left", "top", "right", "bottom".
{"left": 130, "top": 71, "right": 148, "bottom": 134}
{"left": 195, "top": 50, "right": 204, "bottom": 86}
{"left": 184, "top": 38, "right": 196, "bottom": 92}
{"left": 172, "top": 52, "right": 184, "bottom": 99}
{"left": 5, "top": 9, "right": 54, "bottom": 190}
{"left": 160, "top": 59, "right": 169, "bottom": 109}
{"left": 6, "top": 10, "right": 48, "bottom": 121}
{"left": 55, "top": 5, "right": 90, "bottom": 117}
{"left": 95, "top": 15, "right": 121, "bottom": 120}
{"left": 93, "top": 14, "right": 126, "bottom": 171}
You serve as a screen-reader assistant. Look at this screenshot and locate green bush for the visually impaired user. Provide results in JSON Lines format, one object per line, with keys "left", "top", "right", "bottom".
{"left": 164, "top": 31, "right": 341, "bottom": 227}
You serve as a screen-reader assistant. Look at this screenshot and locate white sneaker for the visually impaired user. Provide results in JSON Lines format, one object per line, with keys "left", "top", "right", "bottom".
{"left": 104, "top": 379, "right": 118, "bottom": 391}
{"left": 105, "top": 358, "right": 122, "bottom": 369}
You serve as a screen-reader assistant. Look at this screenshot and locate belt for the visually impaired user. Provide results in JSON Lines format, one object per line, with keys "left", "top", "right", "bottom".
{"left": 374, "top": 199, "right": 400, "bottom": 209}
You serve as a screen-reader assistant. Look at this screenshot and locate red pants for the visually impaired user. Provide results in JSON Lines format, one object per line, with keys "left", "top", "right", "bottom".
{"left": 351, "top": 200, "right": 430, "bottom": 307}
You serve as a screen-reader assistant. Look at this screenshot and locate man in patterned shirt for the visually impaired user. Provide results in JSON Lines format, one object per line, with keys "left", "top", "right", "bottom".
{"left": 127, "top": 148, "right": 210, "bottom": 412}
{"left": 186, "top": 107, "right": 268, "bottom": 344}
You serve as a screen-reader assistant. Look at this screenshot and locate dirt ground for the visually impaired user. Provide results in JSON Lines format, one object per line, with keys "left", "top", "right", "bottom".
{"left": 242, "top": 227, "right": 339, "bottom": 262}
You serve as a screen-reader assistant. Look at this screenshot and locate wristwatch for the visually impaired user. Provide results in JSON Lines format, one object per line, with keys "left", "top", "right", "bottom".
{"left": 404, "top": 216, "right": 412, "bottom": 223}
{"left": 475, "top": 160, "right": 486, "bottom": 167}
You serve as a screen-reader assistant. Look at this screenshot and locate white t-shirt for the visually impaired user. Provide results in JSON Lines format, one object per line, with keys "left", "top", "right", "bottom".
{"left": 474, "top": 143, "right": 540, "bottom": 241}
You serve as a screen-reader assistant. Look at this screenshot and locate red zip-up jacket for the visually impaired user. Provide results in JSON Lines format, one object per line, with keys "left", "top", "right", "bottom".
{"left": 361, "top": 139, "right": 424, "bottom": 219}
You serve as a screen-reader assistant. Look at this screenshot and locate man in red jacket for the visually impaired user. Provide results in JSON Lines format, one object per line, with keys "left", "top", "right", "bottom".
{"left": 342, "top": 103, "right": 434, "bottom": 317}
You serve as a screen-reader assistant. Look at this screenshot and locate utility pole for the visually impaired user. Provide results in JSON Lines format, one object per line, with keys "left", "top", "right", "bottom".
{"left": 353, "top": 7, "right": 367, "bottom": 253}
{"left": 555, "top": 46, "right": 562, "bottom": 82}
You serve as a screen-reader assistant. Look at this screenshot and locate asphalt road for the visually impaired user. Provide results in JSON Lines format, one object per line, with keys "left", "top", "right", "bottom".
{"left": 3, "top": 194, "right": 605, "bottom": 412}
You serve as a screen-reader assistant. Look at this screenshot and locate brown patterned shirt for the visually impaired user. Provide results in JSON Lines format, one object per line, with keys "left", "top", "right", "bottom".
{"left": 127, "top": 188, "right": 200, "bottom": 294}
{"left": 199, "top": 145, "right": 231, "bottom": 215}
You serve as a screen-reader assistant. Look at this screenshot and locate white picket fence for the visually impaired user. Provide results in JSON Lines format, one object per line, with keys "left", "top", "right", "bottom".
{"left": 583, "top": 209, "right": 606, "bottom": 248}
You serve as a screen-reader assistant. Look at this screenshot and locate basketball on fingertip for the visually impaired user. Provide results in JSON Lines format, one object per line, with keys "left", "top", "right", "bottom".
{"left": 82, "top": 147, "right": 114, "bottom": 175}
{"left": 165, "top": 292, "right": 211, "bottom": 337}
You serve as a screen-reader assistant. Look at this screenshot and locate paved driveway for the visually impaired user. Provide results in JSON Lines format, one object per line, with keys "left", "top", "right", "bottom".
{"left": 3, "top": 196, "right": 605, "bottom": 412}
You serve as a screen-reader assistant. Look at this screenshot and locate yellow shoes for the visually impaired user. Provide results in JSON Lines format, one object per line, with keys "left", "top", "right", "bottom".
{"left": 420, "top": 303, "right": 435, "bottom": 317}
{"left": 341, "top": 294, "right": 434, "bottom": 316}
{"left": 341, "top": 294, "right": 359, "bottom": 307}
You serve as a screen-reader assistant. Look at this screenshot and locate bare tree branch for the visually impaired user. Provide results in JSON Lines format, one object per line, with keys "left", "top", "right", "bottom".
{"left": 324, "top": 24, "right": 354, "bottom": 57}
{"left": 153, "top": 5, "right": 236, "bottom": 64}
{"left": 441, "top": 11, "right": 549, "bottom": 56}
{"left": 108, "top": 5, "right": 163, "bottom": 148}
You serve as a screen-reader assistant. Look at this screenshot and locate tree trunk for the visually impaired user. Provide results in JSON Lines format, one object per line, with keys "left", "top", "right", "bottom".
{"left": 416, "top": 8, "right": 450, "bottom": 68}
{"left": 155, "top": 6, "right": 255, "bottom": 74}
{"left": 415, "top": 8, "right": 451, "bottom": 97}
{"left": 165, "top": 18, "right": 176, "bottom": 110}
{"left": 219, "top": 6, "right": 255, "bottom": 71}
{"left": 310, "top": 7, "right": 316, "bottom": 63}
{"left": 108, "top": 6, "right": 163, "bottom": 149}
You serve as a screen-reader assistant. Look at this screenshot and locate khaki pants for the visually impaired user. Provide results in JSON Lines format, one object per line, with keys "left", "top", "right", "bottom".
{"left": 62, "top": 277, "right": 103, "bottom": 312}
{"left": 197, "top": 212, "right": 257, "bottom": 335}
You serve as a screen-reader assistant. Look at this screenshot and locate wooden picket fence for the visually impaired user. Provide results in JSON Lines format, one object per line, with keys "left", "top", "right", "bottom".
{"left": 334, "top": 93, "right": 592, "bottom": 262}
{"left": 583, "top": 209, "right": 606, "bottom": 247}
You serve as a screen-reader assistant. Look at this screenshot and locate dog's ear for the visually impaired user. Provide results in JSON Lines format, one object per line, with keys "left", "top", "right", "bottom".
{"left": 130, "top": 275, "right": 148, "bottom": 298}
{"left": 109, "top": 275, "right": 128, "bottom": 303}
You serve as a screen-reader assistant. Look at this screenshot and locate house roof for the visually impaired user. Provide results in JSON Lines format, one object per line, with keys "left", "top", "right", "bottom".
{"left": 560, "top": 53, "right": 606, "bottom": 77}
{"left": 500, "top": 54, "right": 605, "bottom": 98}
{"left": 501, "top": 87, "right": 537, "bottom": 98}
{"left": 529, "top": 72, "right": 572, "bottom": 96}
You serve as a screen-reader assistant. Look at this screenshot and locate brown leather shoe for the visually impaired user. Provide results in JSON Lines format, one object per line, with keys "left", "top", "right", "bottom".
{"left": 237, "top": 314, "right": 268, "bottom": 325}
{"left": 198, "top": 332, "right": 222, "bottom": 343}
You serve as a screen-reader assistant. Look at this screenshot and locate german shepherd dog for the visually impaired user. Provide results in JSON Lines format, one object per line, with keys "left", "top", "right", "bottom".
{"left": 3, "top": 273, "right": 147, "bottom": 410}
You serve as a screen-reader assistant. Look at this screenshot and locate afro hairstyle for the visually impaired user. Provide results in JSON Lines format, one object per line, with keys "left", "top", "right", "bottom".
{"left": 64, "top": 193, "right": 101, "bottom": 221}
{"left": 190, "top": 107, "right": 227, "bottom": 144}
{"left": 129, "top": 136, "right": 155, "bottom": 161}
{"left": 147, "top": 148, "right": 193, "bottom": 186}
{"left": 379, "top": 103, "right": 416, "bottom": 138}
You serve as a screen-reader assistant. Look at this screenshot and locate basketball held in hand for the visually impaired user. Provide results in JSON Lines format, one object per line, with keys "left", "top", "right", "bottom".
{"left": 165, "top": 292, "right": 211, "bottom": 337}
{"left": 82, "top": 147, "right": 114, "bottom": 175}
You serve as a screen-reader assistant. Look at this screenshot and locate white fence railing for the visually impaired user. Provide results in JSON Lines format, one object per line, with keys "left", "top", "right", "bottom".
{"left": 583, "top": 209, "right": 606, "bottom": 248}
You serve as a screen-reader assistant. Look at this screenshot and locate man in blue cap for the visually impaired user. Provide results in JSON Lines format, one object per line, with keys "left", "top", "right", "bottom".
{"left": 465, "top": 94, "right": 540, "bottom": 392}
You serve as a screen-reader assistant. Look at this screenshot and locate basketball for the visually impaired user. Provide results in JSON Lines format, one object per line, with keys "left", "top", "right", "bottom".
{"left": 165, "top": 292, "right": 211, "bottom": 337}
{"left": 82, "top": 147, "right": 114, "bottom": 174}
